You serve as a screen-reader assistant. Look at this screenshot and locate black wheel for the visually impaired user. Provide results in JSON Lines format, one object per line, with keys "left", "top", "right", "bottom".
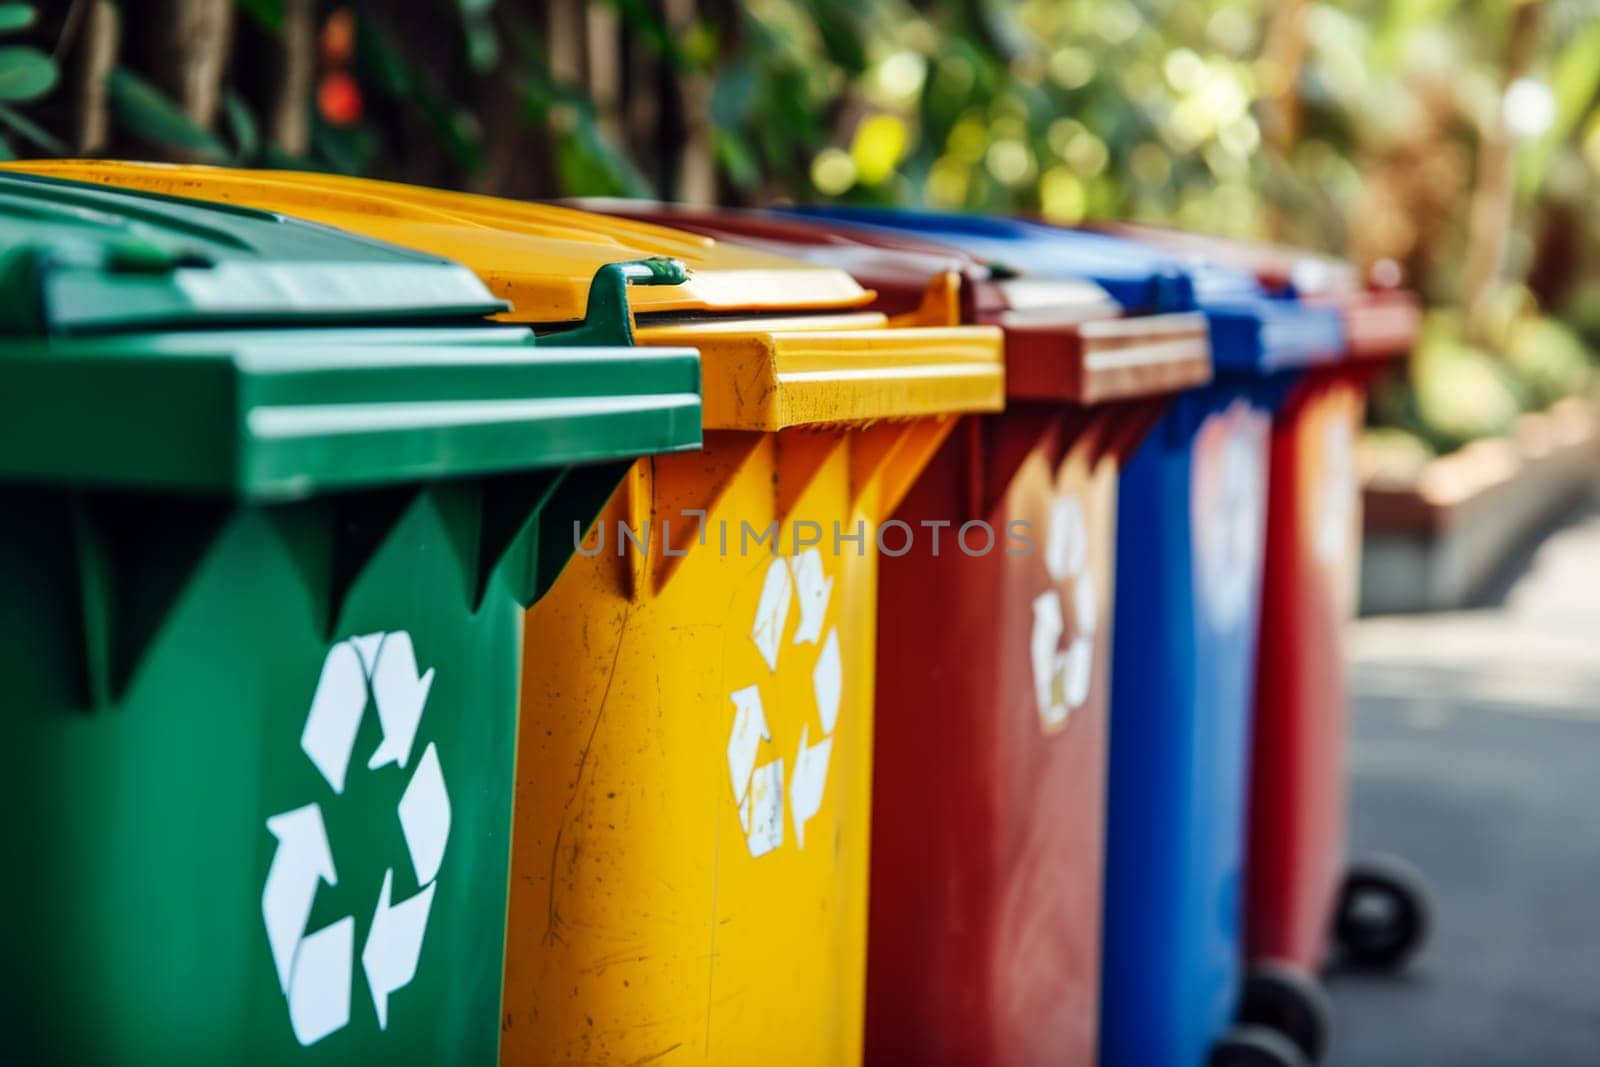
{"left": 1209, "top": 1025, "right": 1312, "bottom": 1067}
{"left": 1334, "top": 852, "right": 1430, "bottom": 971}
{"left": 1237, "top": 961, "right": 1332, "bottom": 1063}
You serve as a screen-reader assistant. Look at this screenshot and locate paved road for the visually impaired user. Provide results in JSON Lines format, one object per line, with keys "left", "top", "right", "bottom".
{"left": 1328, "top": 491, "right": 1600, "bottom": 1065}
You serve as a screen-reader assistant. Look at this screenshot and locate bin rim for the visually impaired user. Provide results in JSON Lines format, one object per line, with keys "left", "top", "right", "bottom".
{"left": 794, "top": 211, "right": 1343, "bottom": 377}
{"left": 0, "top": 170, "right": 511, "bottom": 333}
{"left": 569, "top": 197, "right": 1132, "bottom": 317}
{"left": 573, "top": 199, "right": 1210, "bottom": 406}
{"left": 633, "top": 317, "right": 1003, "bottom": 430}
{"left": 0, "top": 330, "right": 703, "bottom": 499}
{"left": 1203, "top": 297, "right": 1348, "bottom": 375}
{"left": 782, "top": 204, "right": 1266, "bottom": 314}
{"left": 1, "top": 160, "right": 876, "bottom": 323}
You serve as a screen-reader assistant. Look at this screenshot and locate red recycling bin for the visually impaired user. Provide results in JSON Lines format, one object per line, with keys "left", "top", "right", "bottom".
{"left": 1250, "top": 285, "right": 1421, "bottom": 980}
{"left": 1108, "top": 224, "right": 1428, "bottom": 999}
{"left": 572, "top": 201, "right": 1215, "bottom": 1064}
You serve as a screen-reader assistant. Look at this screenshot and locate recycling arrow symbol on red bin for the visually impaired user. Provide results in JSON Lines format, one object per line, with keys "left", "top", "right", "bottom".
{"left": 261, "top": 631, "right": 450, "bottom": 1047}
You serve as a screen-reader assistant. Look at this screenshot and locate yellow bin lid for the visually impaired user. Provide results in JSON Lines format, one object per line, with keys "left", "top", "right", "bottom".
{"left": 10, "top": 160, "right": 1002, "bottom": 431}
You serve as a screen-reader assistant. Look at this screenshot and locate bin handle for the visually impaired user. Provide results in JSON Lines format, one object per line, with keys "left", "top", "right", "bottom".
{"left": 557, "top": 256, "right": 689, "bottom": 348}
{"left": 0, "top": 238, "right": 218, "bottom": 336}
{"left": 0, "top": 245, "right": 51, "bottom": 335}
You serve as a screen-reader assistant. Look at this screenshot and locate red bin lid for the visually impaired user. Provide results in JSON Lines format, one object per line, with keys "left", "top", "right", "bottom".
{"left": 571, "top": 199, "right": 1212, "bottom": 406}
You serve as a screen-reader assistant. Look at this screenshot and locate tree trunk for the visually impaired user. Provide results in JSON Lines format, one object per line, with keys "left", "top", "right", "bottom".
{"left": 265, "top": 0, "right": 315, "bottom": 156}
{"left": 121, "top": 0, "right": 235, "bottom": 125}
{"left": 1461, "top": 1, "right": 1542, "bottom": 342}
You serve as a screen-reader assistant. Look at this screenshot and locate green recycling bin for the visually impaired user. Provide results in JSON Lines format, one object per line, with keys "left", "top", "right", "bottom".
{"left": 0, "top": 172, "right": 701, "bottom": 1064}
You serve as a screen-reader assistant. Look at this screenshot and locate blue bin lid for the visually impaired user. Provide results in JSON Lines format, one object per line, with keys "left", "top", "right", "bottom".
{"left": 783, "top": 206, "right": 1344, "bottom": 374}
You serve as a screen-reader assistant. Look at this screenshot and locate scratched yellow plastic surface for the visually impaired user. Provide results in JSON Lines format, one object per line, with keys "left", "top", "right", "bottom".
{"left": 511, "top": 419, "right": 967, "bottom": 1064}
{"left": 11, "top": 158, "right": 1005, "bottom": 1063}
{"left": 0, "top": 160, "right": 871, "bottom": 320}
{"left": 502, "top": 314, "right": 997, "bottom": 1061}
{"left": 498, "top": 298, "right": 997, "bottom": 1062}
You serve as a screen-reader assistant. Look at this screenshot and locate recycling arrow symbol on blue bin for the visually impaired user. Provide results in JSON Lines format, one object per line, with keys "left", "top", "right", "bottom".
{"left": 260, "top": 631, "right": 450, "bottom": 1047}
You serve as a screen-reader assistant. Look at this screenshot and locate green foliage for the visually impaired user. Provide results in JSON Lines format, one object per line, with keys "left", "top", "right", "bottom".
{"left": 222, "top": 88, "right": 261, "bottom": 163}
{"left": 0, "top": 45, "right": 55, "bottom": 102}
{"left": 1405, "top": 328, "right": 1526, "bottom": 453}
{"left": 235, "top": 0, "right": 285, "bottom": 32}
{"left": 1504, "top": 314, "right": 1594, "bottom": 409}
{"left": 1519, "top": 19, "right": 1600, "bottom": 195}
{"left": 458, "top": 0, "right": 499, "bottom": 75}
{"left": 547, "top": 97, "right": 651, "bottom": 199}
{"left": 1358, "top": 424, "right": 1435, "bottom": 487}
{"left": 106, "top": 69, "right": 229, "bottom": 161}
{"left": 1384, "top": 307, "right": 1595, "bottom": 455}
{"left": 0, "top": 3, "right": 53, "bottom": 158}
{"left": 355, "top": 13, "right": 482, "bottom": 173}
{"left": 0, "top": 3, "right": 36, "bottom": 33}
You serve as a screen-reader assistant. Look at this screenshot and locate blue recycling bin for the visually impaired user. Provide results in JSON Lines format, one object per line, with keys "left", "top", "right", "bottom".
{"left": 787, "top": 206, "right": 1346, "bottom": 1066}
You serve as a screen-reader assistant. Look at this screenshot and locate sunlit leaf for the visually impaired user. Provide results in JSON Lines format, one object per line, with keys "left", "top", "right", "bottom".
{"left": 804, "top": 0, "right": 868, "bottom": 74}
{"left": 1519, "top": 20, "right": 1600, "bottom": 193}
{"left": 553, "top": 100, "right": 649, "bottom": 198}
{"left": 714, "top": 128, "right": 759, "bottom": 190}
{"left": 0, "top": 4, "right": 36, "bottom": 34}
{"left": 222, "top": 88, "right": 259, "bottom": 161}
{"left": 0, "top": 45, "right": 55, "bottom": 102}
{"left": 461, "top": 8, "right": 499, "bottom": 74}
{"left": 851, "top": 113, "right": 908, "bottom": 185}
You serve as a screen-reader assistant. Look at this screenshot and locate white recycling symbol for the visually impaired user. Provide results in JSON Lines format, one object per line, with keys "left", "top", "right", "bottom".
{"left": 261, "top": 631, "right": 449, "bottom": 1047}
{"left": 1030, "top": 492, "right": 1098, "bottom": 732}
{"left": 1196, "top": 408, "right": 1269, "bottom": 630}
{"left": 1313, "top": 416, "right": 1355, "bottom": 566}
{"left": 726, "top": 547, "right": 842, "bottom": 858}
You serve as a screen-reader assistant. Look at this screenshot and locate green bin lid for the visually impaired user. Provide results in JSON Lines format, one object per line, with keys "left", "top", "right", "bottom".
{"left": 0, "top": 331, "right": 702, "bottom": 499}
{"left": 0, "top": 170, "right": 509, "bottom": 333}
{"left": 0, "top": 175, "right": 703, "bottom": 499}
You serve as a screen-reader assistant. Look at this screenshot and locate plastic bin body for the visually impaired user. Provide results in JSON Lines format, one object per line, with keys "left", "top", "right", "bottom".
{"left": 868, "top": 407, "right": 1124, "bottom": 1067}
{"left": 572, "top": 201, "right": 1221, "bottom": 1066}
{"left": 514, "top": 420, "right": 918, "bottom": 1065}
{"left": 1247, "top": 373, "right": 1362, "bottom": 971}
{"left": 9, "top": 164, "right": 1008, "bottom": 1065}
{"left": 1101, "top": 383, "right": 1276, "bottom": 1067}
{"left": 0, "top": 172, "right": 701, "bottom": 1064}
{"left": 5, "top": 485, "right": 524, "bottom": 1066}
{"left": 1246, "top": 296, "right": 1417, "bottom": 972}
{"left": 506, "top": 315, "right": 1001, "bottom": 1066}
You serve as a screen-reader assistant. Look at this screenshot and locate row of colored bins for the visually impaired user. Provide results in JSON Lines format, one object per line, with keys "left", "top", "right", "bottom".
{"left": 2, "top": 159, "right": 1424, "bottom": 1067}
{"left": 785, "top": 207, "right": 1426, "bottom": 1066}
{"left": 781, "top": 207, "right": 1312, "bottom": 1067}
{"left": 573, "top": 200, "right": 1217, "bottom": 1066}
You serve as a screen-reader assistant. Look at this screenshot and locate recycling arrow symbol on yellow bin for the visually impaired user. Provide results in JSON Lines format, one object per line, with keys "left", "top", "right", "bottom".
{"left": 260, "top": 631, "right": 450, "bottom": 1046}
{"left": 726, "top": 548, "right": 842, "bottom": 858}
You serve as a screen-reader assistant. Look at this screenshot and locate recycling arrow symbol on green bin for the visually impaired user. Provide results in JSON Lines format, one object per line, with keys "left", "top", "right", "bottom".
{"left": 260, "top": 632, "right": 449, "bottom": 1047}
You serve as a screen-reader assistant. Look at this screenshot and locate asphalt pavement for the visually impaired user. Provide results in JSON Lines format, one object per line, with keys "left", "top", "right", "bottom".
{"left": 1328, "top": 487, "right": 1600, "bottom": 1065}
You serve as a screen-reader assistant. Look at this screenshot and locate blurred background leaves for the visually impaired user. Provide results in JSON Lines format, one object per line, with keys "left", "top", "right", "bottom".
{"left": 4, "top": 0, "right": 1598, "bottom": 454}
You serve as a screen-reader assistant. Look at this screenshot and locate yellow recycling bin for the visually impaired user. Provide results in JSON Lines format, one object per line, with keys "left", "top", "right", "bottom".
{"left": 14, "top": 161, "right": 1006, "bottom": 1065}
